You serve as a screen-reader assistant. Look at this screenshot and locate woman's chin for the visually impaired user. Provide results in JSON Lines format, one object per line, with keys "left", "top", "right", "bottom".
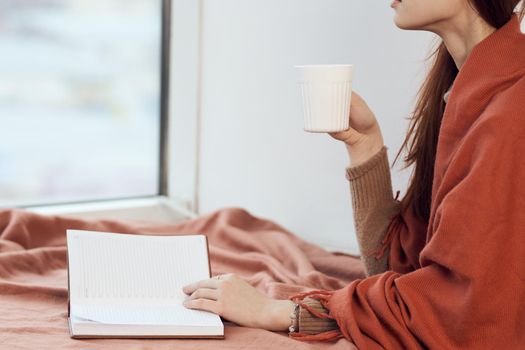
{"left": 393, "top": 17, "right": 420, "bottom": 30}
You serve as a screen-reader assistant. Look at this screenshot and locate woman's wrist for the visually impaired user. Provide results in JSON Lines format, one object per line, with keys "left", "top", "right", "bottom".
{"left": 345, "top": 138, "right": 384, "bottom": 167}
{"left": 260, "top": 299, "right": 295, "bottom": 331}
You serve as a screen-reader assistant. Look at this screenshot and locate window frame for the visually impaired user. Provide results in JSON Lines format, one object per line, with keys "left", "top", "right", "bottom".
{"left": 2, "top": 0, "right": 202, "bottom": 222}
{"left": 158, "top": 0, "right": 171, "bottom": 197}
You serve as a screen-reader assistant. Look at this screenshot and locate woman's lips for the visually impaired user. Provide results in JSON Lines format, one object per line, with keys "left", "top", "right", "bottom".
{"left": 391, "top": 0, "right": 401, "bottom": 8}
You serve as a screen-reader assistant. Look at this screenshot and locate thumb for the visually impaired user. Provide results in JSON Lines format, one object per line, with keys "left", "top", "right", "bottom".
{"left": 328, "top": 126, "right": 365, "bottom": 145}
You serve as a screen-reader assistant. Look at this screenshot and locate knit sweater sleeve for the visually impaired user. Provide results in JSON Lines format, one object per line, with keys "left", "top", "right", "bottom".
{"left": 345, "top": 146, "right": 429, "bottom": 275}
{"left": 296, "top": 297, "right": 338, "bottom": 335}
{"left": 344, "top": 146, "right": 401, "bottom": 276}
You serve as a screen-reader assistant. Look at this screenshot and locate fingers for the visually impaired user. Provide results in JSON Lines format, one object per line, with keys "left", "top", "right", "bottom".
{"left": 327, "top": 90, "right": 363, "bottom": 139}
{"left": 328, "top": 130, "right": 347, "bottom": 138}
{"left": 352, "top": 90, "right": 362, "bottom": 98}
{"left": 182, "top": 274, "right": 238, "bottom": 316}
{"left": 182, "top": 283, "right": 220, "bottom": 315}
{"left": 187, "top": 287, "right": 219, "bottom": 301}
{"left": 183, "top": 298, "right": 221, "bottom": 314}
{"left": 182, "top": 277, "right": 220, "bottom": 295}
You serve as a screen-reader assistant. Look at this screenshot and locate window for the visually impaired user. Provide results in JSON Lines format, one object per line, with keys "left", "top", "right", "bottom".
{"left": 0, "top": 0, "right": 169, "bottom": 207}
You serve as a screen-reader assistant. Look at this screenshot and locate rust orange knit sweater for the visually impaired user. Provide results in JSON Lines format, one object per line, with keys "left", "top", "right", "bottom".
{"left": 291, "top": 13, "right": 525, "bottom": 349}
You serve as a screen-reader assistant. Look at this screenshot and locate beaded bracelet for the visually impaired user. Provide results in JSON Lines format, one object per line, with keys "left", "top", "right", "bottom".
{"left": 288, "top": 302, "right": 300, "bottom": 333}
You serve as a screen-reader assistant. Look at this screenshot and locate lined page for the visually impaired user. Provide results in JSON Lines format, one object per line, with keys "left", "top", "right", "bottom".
{"left": 67, "top": 230, "right": 214, "bottom": 323}
{"left": 71, "top": 303, "right": 220, "bottom": 326}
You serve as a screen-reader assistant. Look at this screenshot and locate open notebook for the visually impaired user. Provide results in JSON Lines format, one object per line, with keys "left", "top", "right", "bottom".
{"left": 66, "top": 230, "right": 224, "bottom": 339}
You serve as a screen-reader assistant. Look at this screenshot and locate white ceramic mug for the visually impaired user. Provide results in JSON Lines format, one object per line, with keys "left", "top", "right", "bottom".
{"left": 295, "top": 64, "right": 354, "bottom": 133}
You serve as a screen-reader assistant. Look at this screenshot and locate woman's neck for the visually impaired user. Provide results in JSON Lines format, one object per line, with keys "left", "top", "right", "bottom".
{"left": 435, "top": 13, "right": 497, "bottom": 70}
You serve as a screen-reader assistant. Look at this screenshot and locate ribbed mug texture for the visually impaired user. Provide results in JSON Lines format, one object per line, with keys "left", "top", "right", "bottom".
{"left": 299, "top": 80, "right": 352, "bottom": 132}
{"left": 295, "top": 64, "right": 353, "bottom": 133}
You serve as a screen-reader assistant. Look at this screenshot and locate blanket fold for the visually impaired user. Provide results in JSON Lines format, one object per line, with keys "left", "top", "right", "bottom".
{"left": 0, "top": 207, "right": 363, "bottom": 349}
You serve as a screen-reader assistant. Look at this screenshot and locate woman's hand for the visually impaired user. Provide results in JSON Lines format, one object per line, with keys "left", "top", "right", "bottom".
{"left": 182, "top": 273, "right": 294, "bottom": 331}
{"left": 328, "top": 91, "right": 384, "bottom": 166}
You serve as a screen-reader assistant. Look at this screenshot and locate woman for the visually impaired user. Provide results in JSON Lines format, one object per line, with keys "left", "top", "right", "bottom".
{"left": 182, "top": 1, "right": 525, "bottom": 348}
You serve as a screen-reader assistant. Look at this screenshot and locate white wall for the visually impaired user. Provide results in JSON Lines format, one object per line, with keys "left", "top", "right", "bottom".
{"left": 169, "top": 0, "right": 201, "bottom": 210}
{"left": 171, "top": 0, "right": 435, "bottom": 254}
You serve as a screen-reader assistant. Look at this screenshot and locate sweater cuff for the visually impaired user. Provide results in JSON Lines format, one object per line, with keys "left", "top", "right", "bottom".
{"left": 345, "top": 146, "right": 395, "bottom": 209}
{"left": 297, "top": 297, "right": 338, "bottom": 335}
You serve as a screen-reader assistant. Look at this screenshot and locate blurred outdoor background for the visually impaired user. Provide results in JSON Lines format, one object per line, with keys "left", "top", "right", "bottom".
{"left": 0, "top": 0, "right": 161, "bottom": 206}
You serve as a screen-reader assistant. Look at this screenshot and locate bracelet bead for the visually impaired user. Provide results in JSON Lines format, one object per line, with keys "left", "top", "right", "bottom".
{"left": 288, "top": 302, "right": 300, "bottom": 333}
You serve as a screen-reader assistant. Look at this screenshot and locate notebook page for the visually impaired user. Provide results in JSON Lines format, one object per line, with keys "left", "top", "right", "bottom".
{"left": 71, "top": 303, "right": 220, "bottom": 326}
{"left": 67, "top": 230, "right": 217, "bottom": 326}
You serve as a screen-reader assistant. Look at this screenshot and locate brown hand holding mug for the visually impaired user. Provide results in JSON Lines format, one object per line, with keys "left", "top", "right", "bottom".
{"left": 329, "top": 91, "right": 384, "bottom": 166}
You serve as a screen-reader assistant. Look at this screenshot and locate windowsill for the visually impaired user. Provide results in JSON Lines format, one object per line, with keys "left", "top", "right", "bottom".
{"left": 27, "top": 196, "right": 197, "bottom": 225}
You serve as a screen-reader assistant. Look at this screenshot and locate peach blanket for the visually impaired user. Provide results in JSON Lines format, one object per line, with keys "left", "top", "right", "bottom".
{"left": 0, "top": 207, "right": 364, "bottom": 349}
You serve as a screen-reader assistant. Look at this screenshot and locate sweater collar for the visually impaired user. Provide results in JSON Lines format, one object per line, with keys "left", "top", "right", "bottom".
{"left": 441, "top": 13, "right": 525, "bottom": 133}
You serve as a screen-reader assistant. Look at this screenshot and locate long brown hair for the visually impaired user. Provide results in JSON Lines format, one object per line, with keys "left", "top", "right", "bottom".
{"left": 395, "top": 1, "right": 525, "bottom": 222}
